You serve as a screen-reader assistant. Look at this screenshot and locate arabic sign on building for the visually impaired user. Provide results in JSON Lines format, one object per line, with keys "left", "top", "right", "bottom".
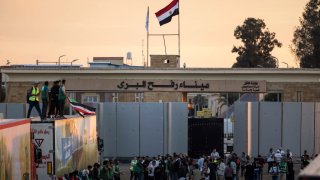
{"left": 66, "top": 79, "right": 266, "bottom": 93}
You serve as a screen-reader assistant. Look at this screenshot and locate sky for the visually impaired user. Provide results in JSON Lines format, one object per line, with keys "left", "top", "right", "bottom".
{"left": 0, "top": 0, "right": 309, "bottom": 68}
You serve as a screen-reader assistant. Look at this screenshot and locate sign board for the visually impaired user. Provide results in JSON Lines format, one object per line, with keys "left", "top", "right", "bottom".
{"left": 66, "top": 79, "right": 267, "bottom": 93}
{"left": 31, "top": 116, "right": 98, "bottom": 179}
{"left": 31, "top": 122, "right": 54, "bottom": 179}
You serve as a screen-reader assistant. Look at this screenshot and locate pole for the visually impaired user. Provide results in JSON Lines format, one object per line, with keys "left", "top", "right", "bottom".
{"left": 58, "top": 55, "right": 66, "bottom": 67}
{"left": 147, "top": 30, "right": 149, "bottom": 67}
{"left": 146, "top": 6, "right": 149, "bottom": 68}
{"left": 163, "top": 35, "right": 167, "bottom": 55}
{"left": 178, "top": 0, "right": 181, "bottom": 57}
{"left": 281, "top": 62, "right": 289, "bottom": 68}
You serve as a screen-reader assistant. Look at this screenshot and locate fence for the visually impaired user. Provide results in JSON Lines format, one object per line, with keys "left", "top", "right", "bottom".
{"left": 234, "top": 102, "right": 320, "bottom": 157}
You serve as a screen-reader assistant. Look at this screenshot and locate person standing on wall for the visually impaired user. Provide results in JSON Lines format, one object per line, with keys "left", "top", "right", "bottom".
{"left": 41, "top": 81, "right": 49, "bottom": 120}
{"left": 49, "top": 80, "right": 60, "bottom": 118}
{"left": 58, "top": 79, "right": 66, "bottom": 119}
{"left": 27, "top": 81, "right": 42, "bottom": 119}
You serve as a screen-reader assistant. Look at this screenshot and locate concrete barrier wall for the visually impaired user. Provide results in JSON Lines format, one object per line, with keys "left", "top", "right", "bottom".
{"left": 0, "top": 102, "right": 188, "bottom": 158}
{"left": 259, "top": 102, "right": 282, "bottom": 156}
{"left": 235, "top": 102, "right": 320, "bottom": 157}
{"left": 140, "top": 103, "right": 164, "bottom": 157}
{"left": 99, "top": 102, "right": 188, "bottom": 158}
{"left": 168, "top": 102, "right": 188, "bottom": 155}
{"left": 301, "top": 103, "right": 315, "bottom": 155}
{"left": 250, "top": 102, "right": 259, "bottom": 156}
{"left": 116, "top": 103, "right": 140, "bottom": 157}
{"left": 234, "top": 102, "right": 247, "bottom": 156}
{"left": 100, "top": 103, "right": 117, "bottom": 157}
{"left": 315, "top": 103, "right": 320, "bottom": 154}
{"left": 282, "top": 102, "right": 301, "bottom": 155}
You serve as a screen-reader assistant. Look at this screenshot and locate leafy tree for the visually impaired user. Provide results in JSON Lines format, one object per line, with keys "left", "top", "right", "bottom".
{"left": 232, "top": 18, "right": 282, "bottom": 68}
{"left": 292, "top": 0, "right": 320, "bottom": 68}
{"left": 192, "top": 94, "right": 207, "bottom": 111}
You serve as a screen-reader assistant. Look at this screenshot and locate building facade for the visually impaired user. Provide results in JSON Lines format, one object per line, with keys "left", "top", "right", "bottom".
{"left": 2, "top": 67, "right": 320, "bottom": 102}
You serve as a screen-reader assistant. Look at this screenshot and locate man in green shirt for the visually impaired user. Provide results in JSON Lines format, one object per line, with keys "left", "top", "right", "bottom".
{"left": 114, "top": 160, "right": 121, "bottom": 180}
{"left": 279, "top": 158, "right": 287, "bottom": 180}
{"left": 133, "top": 158, "right": 143, "bottom": 180}
{"left": 100, "top": 160, "right": 114, "bottom": 180}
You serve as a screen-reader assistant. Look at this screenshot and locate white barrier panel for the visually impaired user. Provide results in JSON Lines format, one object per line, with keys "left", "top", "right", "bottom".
{"left": 168, "top": 102, "right": 188, "bottom": 155}
{"left": 283, "top": 102, "right": 301, "bottom": 156}
{"left": 250, "top": 102, "right": 259, "bottom": 156}
{"left": 140, "top": 103, "right": 164, "bottom": 156}
{"left": 301, "top": 103, "right": 315, "bottom": 155}
{"left": 102, "top": 103, "right": 117, "bottom": 157}
{"left": 315, "top": 103, "right": 320, "bottom": 154}
{"left": 116, "top": 103, "right": 140, "bottom": 157}
{"left": 235, "top": 102, "right": 320, "bottom": 157}
{"left": 259, "top": 102, "right": 282, "bottom": 156}
{"left": 234, "top": 102, "right": 247, "bottom": 155}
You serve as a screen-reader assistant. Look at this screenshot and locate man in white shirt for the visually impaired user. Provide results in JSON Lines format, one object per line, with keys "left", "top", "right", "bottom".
{"left": 210, "top": 148, "right": 220, "bottom": 160}
{"left": 148, "top": 160, "right": 157, "bottom": 179}
{"left": 217, "top": 159, "right": 226, "bottom": 180}
{"left": 274, "top": 150, "right": 282, "bottom": 163}
{"left": 197, "top": 155, "right": 205, "bottom": 171}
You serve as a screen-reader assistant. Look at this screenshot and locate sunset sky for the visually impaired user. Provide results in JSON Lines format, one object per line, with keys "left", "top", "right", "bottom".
{"left": 0, "top": 0, "right": 309, "bottom": 68}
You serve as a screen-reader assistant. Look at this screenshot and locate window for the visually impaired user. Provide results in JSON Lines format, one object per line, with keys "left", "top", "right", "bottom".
{"left": 296, "top": 91, "right": 302, "bottom": 102}
{"left": 263, "top": 92, "right": 282, "bottom": 102}
{"left": 81, "top": 93, "right": 100, "bottom": 103}
{"left": 163, "top": 59, "right": 170, "bottom": 63}
{"left": 135, "top": 93, "right": 144, "bottom": 102}
{"left": 112, "top": 93, "right": 119, "bottom": 102}
{"left": 227, "top": 93, "right": 240, "bottom": 105}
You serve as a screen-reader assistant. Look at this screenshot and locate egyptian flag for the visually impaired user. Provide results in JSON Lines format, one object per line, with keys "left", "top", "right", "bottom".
{"left": 68, "top": 98, "right": 96, "bottom": 117}
{"left": 155, "top": 0, "right": 179, "bottom": 26}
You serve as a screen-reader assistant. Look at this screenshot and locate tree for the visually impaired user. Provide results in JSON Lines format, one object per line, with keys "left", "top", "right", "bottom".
{"left": 292, "top": 0, "right": 320, "bottom": 68}
{"left": 192, "top": 94, "right": 207, "bottom": 111}
{"left": 232, "top": 18, "right": 282, "bottom": 68}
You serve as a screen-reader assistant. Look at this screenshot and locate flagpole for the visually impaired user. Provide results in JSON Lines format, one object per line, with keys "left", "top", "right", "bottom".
{"left": 146, "top": 6, "right": 149, "bottom": 68}
{"left": 178, "top": 0, "right": 181, "bottom": 58}
{"left": 147, "top": 30, "right": 149, "bottom": 67}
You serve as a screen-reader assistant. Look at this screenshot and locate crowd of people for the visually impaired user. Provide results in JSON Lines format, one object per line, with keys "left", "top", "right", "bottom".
{"left": 26, "top": 79, "right": 67, "bottom": 120}
{"left": 56, "top": 147, "right": 316, "bottom": 180}
{"left": 58, "top": 159, "right": 121, "bottom": 180}
{"left": 127, "top": 148, "right": 314, "bottom": 180}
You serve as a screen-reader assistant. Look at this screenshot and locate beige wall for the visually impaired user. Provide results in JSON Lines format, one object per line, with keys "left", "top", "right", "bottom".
{"left": 6, "top": 81, "right": 33, "bottom": 103}
{"left": 150, "top": 55, "right": 180, "bottom": 68}
{"left": 6, "top": 81, "right": 320, "bottom": 103}
{"left": 3, "top": 68, "right": 320, "bottom": 103}
{"left": 267, "top": 82, "right": 320, "bottom": 102}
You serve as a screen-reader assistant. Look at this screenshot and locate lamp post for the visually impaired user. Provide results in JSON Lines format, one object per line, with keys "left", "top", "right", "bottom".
{"left": 271, "top": 56, "right": 279, "bottom": 68}
{"left": 281, "top": 62, "right": 289, "bottom": 68}
{"left": 58, "top": 55, "right": 66, "bottom": 66}
{"left": 70, "top": 59, "right": 78, "bottom": 66}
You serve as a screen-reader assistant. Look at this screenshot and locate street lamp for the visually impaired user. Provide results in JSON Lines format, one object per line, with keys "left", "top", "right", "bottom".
{"left": 70, "top": 59, "right": 78, "bottom": 66}
{"left": 58, "top": 55, "right": 66, "bottom": 66}
{"left": 270, "top": 56, "right": 279, "bottom": 68}
{"left": 281, "top": 62, "right": 289, "bottom": 68}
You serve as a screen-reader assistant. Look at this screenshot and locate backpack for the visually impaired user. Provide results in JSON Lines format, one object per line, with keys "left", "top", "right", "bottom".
{"left": 224, "top": 166, "right": 233, "bottom": 177}
{"left": 236, "top": 159, "right": 241, "bottom": 170}
{"left": 26, "top": 87, "right": 33, "bottom": 103}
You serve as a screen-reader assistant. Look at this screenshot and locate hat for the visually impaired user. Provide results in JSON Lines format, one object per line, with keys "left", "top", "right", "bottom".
{"left": 33, "top": 81, "right": 40, "bottom": 85}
